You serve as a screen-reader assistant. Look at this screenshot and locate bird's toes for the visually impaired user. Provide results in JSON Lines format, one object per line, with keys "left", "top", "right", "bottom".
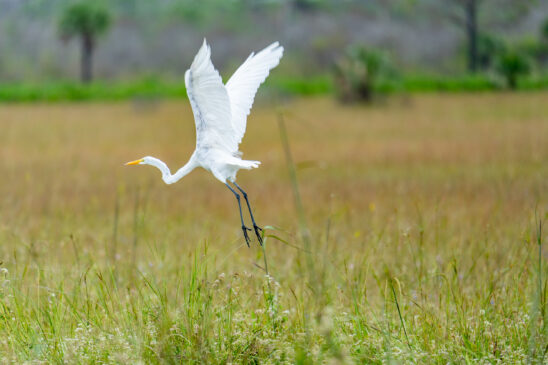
{"left": 253, "top": 225, "right": 264, "bottom": 245}
{"left": 242, "top": 226, "right": 252, "bottom": 247}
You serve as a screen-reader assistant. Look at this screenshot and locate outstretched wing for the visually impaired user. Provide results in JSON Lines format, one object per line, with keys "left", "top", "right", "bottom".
{"left": 185, "top": 39, "right": 236, "bottom": 153}
{"left": 226, "top": 42, "right": 284, "bottom": 146}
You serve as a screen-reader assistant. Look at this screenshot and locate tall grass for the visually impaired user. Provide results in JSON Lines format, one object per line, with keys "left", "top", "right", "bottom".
{"left": 0, "top": 94, "right": 546, "bottom": 362}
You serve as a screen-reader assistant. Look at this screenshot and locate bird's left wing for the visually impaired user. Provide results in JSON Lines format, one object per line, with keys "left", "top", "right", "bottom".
{"left": 226, "top": 42, "right": 284, "bottom": 146}
{"left": 185, "top": 39, "right": 236, "bottom": 153}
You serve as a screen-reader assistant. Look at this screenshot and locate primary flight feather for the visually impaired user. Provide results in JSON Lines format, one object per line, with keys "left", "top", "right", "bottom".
{"left": 126, "top": 39, "right": 284, "bottom": 246}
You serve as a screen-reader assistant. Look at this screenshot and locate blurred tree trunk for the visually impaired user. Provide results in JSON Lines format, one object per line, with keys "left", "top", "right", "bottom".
{"left": 81, "top": 34, "right": 94, "bottom": 83}
{"left": 464, "top": 0, "right": 478, "bottom": 72}
{"left": 442, "top": 0, "right": 534, "bottom": 73}
{"left": 439, "top": 0, "right": 482, "bottom": 73}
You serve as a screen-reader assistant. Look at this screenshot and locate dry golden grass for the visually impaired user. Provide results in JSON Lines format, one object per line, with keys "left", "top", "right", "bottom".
{"left": 0, "top": 93, "right": 546, "bottom": 363}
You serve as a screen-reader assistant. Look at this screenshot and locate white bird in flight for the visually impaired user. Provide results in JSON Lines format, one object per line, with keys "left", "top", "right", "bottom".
{"left": 126, "top": 39, "right": 284, "bottom": 246}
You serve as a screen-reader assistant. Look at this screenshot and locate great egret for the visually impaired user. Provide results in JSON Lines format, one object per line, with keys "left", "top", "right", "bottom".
{"left": 126, "top": 39, "right": 284, "bottom": 246}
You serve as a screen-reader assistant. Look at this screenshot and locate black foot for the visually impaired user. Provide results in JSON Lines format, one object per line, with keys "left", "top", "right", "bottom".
{"left": 253, "top": 225, "right": 263, "bottom": 245}
{"left": 242, "top": 225, "right": 252, "bottom": 247}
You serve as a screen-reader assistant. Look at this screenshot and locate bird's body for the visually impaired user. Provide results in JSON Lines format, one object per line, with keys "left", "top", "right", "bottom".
{"left": 126, "top": 39, "right": 284, "bottom": 245}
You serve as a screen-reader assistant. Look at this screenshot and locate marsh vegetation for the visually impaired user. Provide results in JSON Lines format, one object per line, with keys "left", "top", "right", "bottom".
{"left": 0, "top": 94, "right": 546, "bottom": 362}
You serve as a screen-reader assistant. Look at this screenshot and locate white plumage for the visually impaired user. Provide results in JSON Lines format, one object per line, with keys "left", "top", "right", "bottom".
{"left": 126, "top": 39, "right": 284, "bottom": 245}
{"left": 226, "top": 41, "right": 284, "bottom": 146}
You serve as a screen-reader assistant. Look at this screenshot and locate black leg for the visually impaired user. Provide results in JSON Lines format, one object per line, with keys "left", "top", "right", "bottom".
{"left": 225, "top": 183, "right": 251, "bottom": 247}
{"left": 232, "top": 182, "right": 263, "bottom": 245}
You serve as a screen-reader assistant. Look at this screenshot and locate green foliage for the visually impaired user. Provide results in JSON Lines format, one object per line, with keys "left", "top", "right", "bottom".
{"left": 542, "top": 18, "right": 548, "bottom": 43}
{"left": 535, "top": 19, "right": 548, "bottom": 68}
{"left": 0, "top": 79, "right": 187, "bottom": 102}
{"left": 477, "top": 33, "right": 506, "bottom": 71}
{"left": 58, "top": 2, "right": 111, "bottom": 39}
{"left": 292, "top": 0, "right": 323, "bottom": 12}
{"left": 168, "top": 0, "right": 251, "bottom": 30}
{"left": 401, "top": 74, "right": 496, "bottom": 92}
{"left": 496, "top": 49, "right": 532, "bottom": 89}
{"left": 5, "top": 73, "right": 548, "bottom": 102}
{"left": 333, "top": 46, "right": 399, "bottom": 103}
{"left": 272, "top": 75, "right": 333, "bottom": 96}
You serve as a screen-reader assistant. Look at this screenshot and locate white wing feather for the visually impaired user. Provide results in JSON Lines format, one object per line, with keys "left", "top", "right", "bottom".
{"left": 185, "top": 39, "right": 236, "bottom": 153}
{"left": 226, "top": 42, "right": 284, "bottom": 146}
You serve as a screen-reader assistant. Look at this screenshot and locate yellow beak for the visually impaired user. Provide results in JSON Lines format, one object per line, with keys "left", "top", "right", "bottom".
{"left": 125, "top": 159, "right": 144, "bottom": 166}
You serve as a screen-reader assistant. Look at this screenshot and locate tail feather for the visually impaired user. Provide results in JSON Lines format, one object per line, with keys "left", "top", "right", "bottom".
{"left": 238, "top": 160, "right": 261, "bottom": 169}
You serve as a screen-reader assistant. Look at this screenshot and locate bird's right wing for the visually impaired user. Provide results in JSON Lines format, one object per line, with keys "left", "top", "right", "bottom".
{"left": 185, "top": 39, "right": 237, "bottom": 153}
{"left": 226, "top": 42, "right": 284, "bottom": 146}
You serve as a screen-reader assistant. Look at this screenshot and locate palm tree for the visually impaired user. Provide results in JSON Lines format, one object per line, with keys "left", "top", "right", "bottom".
{"left": 59, "top": 3, "right": 111, "bottom": 83}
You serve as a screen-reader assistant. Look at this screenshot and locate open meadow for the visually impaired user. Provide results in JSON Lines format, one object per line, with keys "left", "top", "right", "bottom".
{"left": 0, "top": 93, "right": 547, "bottom": 363}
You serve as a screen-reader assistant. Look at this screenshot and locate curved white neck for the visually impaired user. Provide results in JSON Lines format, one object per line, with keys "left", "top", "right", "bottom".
{"left": 145, "top": 156, "right": 197, "bottom": 185}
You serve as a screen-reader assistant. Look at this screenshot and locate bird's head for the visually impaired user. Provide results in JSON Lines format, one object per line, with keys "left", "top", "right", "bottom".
{"left": 125, "top": 156, "right": 152, "bottom": 166}
{"left": 125, "top": 156, "right": 171, "bottom": 180}
{"left": 125, "top": 156, "right": 169, "bottom": 171}
{"left": 125, "top": 156, "right": 191, "bottom": 185}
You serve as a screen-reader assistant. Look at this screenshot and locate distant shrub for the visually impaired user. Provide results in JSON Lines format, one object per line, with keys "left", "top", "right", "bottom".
{"left": 495, "top": 50, "right": 531, "bottom": 89}
{"left": 537, "top": 18, "right": 548, "bottom": 67}
{"left": 333, "top": 46, "right": 398, "bottom": 103}
{"left": 514, "top": 37, "right": 548, "bottom": 71}
{"left": 477, "top": 34, "right": 506, "bottom": 71}
{"left": 542, "top": 18, "right": 548, "bottom": 43}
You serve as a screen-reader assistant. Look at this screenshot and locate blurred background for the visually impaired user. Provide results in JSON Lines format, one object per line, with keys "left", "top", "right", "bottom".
{"left": 0, "top": 1, "right": 548, "bottom": 362}
{"left": 1, "top": 0, "right": 548, "bottom": 99}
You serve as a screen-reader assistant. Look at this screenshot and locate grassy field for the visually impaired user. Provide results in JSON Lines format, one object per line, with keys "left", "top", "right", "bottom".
{"left": 0, "top": 93, "right": 547, "bottom": 363}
